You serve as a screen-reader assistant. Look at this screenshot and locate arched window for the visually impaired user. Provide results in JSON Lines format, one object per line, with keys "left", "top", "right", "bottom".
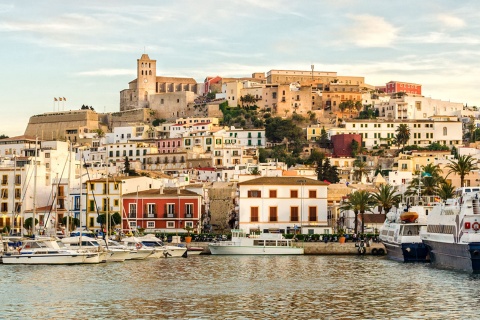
{"left": 141, "top": 63, "right": 144, "bottom": 67}
{"left": 144, "top": 91, "right": 148, "bottom": 101}
{"left": 443, "top": 127, "right": 447, "bottom": 136}
{"left": 149, "top": 70, "right": 152, "bottom": 75}
{"left": 141, "top": 70, "right": 144, "bottom": 75}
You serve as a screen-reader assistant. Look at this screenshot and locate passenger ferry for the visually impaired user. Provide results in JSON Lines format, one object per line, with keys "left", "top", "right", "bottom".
{"left": 379, "top": 200, "right": 430, "bottom": 263}
{"left": 208, "top": 230, "right": 304, "bottom": 255}
{"left": 420, "top": 187, "right": 480, "bottom": 273}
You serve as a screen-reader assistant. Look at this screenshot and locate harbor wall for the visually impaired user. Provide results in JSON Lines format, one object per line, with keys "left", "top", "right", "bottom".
{"left": 182, "top": 242, "right": 386, "bottom": 255}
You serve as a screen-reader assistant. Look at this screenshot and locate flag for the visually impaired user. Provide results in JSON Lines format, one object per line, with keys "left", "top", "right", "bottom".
{"left": 54, "top": 98, "right": 58, "bottom": 101}
{"left": 63, "top": 97, "right": 66, "bottom": 101}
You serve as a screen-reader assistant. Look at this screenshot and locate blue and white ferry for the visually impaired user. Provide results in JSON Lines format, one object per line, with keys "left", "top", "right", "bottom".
{"left": 420, "top": 187, "right": 480, "bottom": 273}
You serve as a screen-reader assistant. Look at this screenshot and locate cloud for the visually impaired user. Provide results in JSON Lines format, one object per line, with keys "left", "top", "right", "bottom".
{"left": 76, "top": 68, "right": 135, "bottom": 77}
{"left": 436, "top": 14, "right": 466, "bottom": 29}
{"left": 339, "top": 14, "right": 398, "bottom": 48}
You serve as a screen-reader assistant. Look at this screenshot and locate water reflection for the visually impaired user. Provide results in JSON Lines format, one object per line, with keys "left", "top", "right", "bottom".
{"left": 1, "top": 256, "right": 480, "bottom": 319}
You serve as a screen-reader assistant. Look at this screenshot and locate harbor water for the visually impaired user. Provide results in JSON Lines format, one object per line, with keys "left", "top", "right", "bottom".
{"left": 1, "top": 255, "right": 479, "bottom": 319}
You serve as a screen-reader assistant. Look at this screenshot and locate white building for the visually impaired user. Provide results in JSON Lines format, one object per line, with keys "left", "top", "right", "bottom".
{"left": 238, "top": 177, "right": 329, "bottom": 234}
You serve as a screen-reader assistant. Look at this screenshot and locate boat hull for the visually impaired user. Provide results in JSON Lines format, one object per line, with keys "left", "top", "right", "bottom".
{"left": 423, "top": 240, "right": 480, "bottom": 273}
{"left": 382, "top": 241, "right": 429, "bottom": 263}
{"left": 2, "top": 253, "right": 90, "bottom": 265}
{"left": 209, "top": 245, "right": 304, "bottom": 255}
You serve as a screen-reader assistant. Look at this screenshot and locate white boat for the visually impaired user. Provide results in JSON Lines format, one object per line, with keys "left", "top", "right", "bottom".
{"left": 420, "top": 187, "right": 480, "bottom": 273}
{"left": 186, "top": 246, "right": 204, "bottom": 255}
{"left": 379, "top": 203, "right": 429, "bottom": 262}
{"left": 1, "top": 238, "right": 98, "bottom": 265}
{"left": 208, "top": 230, "right": 304, "bottom": 255}
{"left": 98, "top": 239, "right": 131, "bottom": 262}
{"left": 138, "top": 234, "right": 187, "bottom": 258}
{"left": 61, "top": 236, "right": 107, "bottom": 263}
{"left": 121, "top": 237, "right": 154, "bottom": 260}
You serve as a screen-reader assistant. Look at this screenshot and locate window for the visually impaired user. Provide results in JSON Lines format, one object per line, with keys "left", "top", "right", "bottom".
{"left": 443, "top": 127, "right": 447, "bottom": 136}
{"left": 1, "top": 189, "right": 7, "bottom": 199}
{"left": 15, "top": 188, "right": 20, "bottom": 199}
{"left": 1, "top": 175, "right": 6, "bottom": 185}
{"left": 247, "top": 190, "right": 261, "bottom": 198}
{"left": 269, "top": 207, "right": 278, "bottom": 222}
{"left": 308, "top": 206, "right": 317, "bottom": 221}
{"left": 250, "top": 207, "right": 259, "bottom": 222}
{"left": 129, "top": 203, "right": 137, "bottom": 215}
{"left": 114, "top": 199, "right": 119, "bottom": 206}
{"left": 185, "top": 221, "right": 193, "bottom": 228}
{"left": 114, "top": 183, "right": 119, "bottom": 190}
{"left": 166, "top": 203, "right": 175, "bottom": 214}
{"left": 269, "top": 190, "right": 277, "bottom": 198}
{"left": 167, "top": 221, "right": 175, "bottom": 228}
{"left": 290, "top": 207, "right": 299, "bottom": 221}
{"left": 147, "top": 221, "right": 155, "bottom": 228}
{"left": 308, "top": 190, "right": 316, "bottom": 198}
{"left": 185, "top": 203, "right": 193, "bottom": 217}
{"left": 15, "top": 175, "right": 21, "bottom": 185}
{"left": 129, "top": 221, "right": 137, "bottom": 228}
{"left": 290, "top": 190, "right": 298, "bottom": 198}
{"left": 89, "top": 200, "right": 95, "bottom": 212}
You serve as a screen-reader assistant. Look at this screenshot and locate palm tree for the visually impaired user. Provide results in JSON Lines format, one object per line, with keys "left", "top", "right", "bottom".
{"left": 341, "top": 190, "right": 375, "bottom": 234}
{"left": 395, "top": 124, "right": 410, "bottom": 150}
{"left": 446, "top": 155, "right": 479, "bottom": 187}
{"left": 372, "top": 184, "right": 401, "bottom": 214}
{"left": 352, "top": 159, "right": 370, "bottom": 183}
{"left": 407, "top": 163, "right": 445, "bottom": 196}
{"left": 438, "top": 181, "right": 456, "bottom": 200}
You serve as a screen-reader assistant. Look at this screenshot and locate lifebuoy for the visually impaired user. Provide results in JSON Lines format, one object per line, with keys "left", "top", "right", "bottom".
{"left": 135, "top": 243, "right": 142, "bottom": 249}
{"left": 473, "top": 222, "right": 480, "bottom": 231}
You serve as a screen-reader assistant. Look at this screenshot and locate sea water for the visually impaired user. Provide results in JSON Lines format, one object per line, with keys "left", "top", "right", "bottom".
{"left": 0, "top": 255, "right": 478, "bottom": 319}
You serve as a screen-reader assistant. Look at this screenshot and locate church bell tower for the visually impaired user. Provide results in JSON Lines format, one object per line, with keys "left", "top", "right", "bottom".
{"left": 136, "top": 54, "right": 156, "bottom": 108}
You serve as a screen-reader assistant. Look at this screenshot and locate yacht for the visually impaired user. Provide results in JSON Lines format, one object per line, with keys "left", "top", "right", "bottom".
{"left": 420, "top": 187, "right": 480, "bottom": 273}
{"left": 121, "top": 237, "right": 154, "bottom": 260}
{"left": 379, "top": 202, "right": 429, "bottom": 262}
{"left": 138, "top": 234, "right": 187, "bottom": 258}
{"left": 61, "top": 236, "right": 107, "bottom": 263}
{"left": 208, "top": 230, "right": 304, "bottom": 255}
{"left": 2, "top": 238, "right": 99, "bottom": 265}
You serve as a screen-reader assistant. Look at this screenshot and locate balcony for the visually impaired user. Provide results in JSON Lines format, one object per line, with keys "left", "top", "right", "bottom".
{"left": 164, "top": 212, "right": 176, "bottom": 218}
{"left": 144, "top": 213, "right": 157, "bottom": 218}
{"left": 185, "top": 213, "right": 193, "bottom": 218}
{"left": 128, "top": 212, "right": 136, "bottom": 219}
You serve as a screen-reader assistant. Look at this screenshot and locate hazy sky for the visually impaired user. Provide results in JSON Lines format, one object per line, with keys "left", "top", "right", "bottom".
{"left": 1, "top": 0, "right": 479, "bottom": 136}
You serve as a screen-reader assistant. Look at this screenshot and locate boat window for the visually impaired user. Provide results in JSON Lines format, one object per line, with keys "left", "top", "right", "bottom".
{"left": 466, "top": 188, "right": 472, "bottom": 193}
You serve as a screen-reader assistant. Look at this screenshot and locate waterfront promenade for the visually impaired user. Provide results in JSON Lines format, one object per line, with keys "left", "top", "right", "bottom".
{"left": 185, "top": 241, "right": 386, "bottom": 255}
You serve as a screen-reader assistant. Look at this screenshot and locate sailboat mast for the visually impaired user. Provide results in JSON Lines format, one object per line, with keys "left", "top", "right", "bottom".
{"left": 66, "top": 141, "right": 72, "bottom": 237}
{"left": 32, "top": 137, "right": 38, "bottom": 236}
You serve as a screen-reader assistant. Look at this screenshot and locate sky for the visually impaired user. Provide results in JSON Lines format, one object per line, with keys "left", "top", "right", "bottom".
{"left": 1, "top": 0, "right": 479, "bottom": 136}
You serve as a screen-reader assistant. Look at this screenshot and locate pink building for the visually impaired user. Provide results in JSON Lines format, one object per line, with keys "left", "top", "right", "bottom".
{"left": 156, "top": 138, "right": 182, "bottom": 153}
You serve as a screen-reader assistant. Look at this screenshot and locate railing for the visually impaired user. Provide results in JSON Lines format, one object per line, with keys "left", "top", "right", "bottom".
{"left": 164, "top": 213, "right": 176, "bottom": 218}
{"left": 144, "top": 213, "right": 157, "bottom": 218}
{"left": 185, "top": 213, "right": 193, "bottom": 218}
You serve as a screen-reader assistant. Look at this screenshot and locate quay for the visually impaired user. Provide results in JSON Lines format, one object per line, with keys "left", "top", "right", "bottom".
{"left": 184, "top": 242, "right": 386, "bottom": 255}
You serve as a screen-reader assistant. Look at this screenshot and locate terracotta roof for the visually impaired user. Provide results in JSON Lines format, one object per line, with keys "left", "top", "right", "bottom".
{"left": 239, "top": 177, "right": 328, "bottom": 186}
{"left": 156, "top": 76, "right": 197, "bottom": 84}
{"left": 123, "top": 188, "right": 200, "bottom": 198}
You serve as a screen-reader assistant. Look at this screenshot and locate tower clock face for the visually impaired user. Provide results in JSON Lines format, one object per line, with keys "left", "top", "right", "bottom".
{"left": 144, "top": 78, "right": 148, "bottom": 83}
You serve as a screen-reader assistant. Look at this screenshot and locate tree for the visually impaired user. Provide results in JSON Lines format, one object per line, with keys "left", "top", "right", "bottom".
{"left": 94, "top": 129, "right": 105, "bottom": 138}
{"left": 316, "top": 157, "right": 339, "bottom": 183}
{"left": 395, "top": 124, "right": 410, "bottom": 150}
{"left": 0, "top": 134, "right": 9, "bottom": 139}
{"left": 446, "top": 155, "right": 479, "bottom": 187}
{"left": 340, "top": 190, "right": 374, "bottom": 234}
{"left": 352, "top": 159, "right": 370, "bottom": 183}
{"left": 24, "top": 217, "right": 38, "bottom": 235}
{"left": 372, "top": 184, "right": 401, "bottom": 214}
{"left": 438, "top": 181, "right": 456, "bottom": 200}
{"left": 61, "top": 216, "right": 80, "bottom": 232}
{"left": 250, "top": 167, "right": 260, "bottom": 175}
{"left": 96, "top": 212, "right": 122, "bottom": 233}
{"left": 124, "top": 156, "right": 132, "bottom": 175}
{"left": 318, "top": 126, "right": 330, "bottom": 150}
{"left": 351, "top": 139, "right": 360, "bottom": 158}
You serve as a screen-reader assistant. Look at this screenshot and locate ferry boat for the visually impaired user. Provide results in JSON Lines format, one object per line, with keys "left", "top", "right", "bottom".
{"left": 208, "top": 229, "right": 304, "bottom": 255}
{"left": 379, "top": 203, "right": 429, "bottom": 263}
{"left": 420, "top": 187, "right": 480, "bottom": 273}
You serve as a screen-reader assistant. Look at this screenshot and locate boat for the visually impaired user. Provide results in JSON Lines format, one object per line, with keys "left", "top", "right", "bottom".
{"left": 61, "top": 236, "right": 107, "bottom": 263}
{"left": 121, "top": 237, "right": 154, "bottom": 260}
{"left": 379, "top": 203, "right": 429, "bottom": 263}
{"left": 420, "top": 187, "right": 480, "bottom": 273}
{"left": 98, "top": 239, "right": 131, "bottom": 262}
{"left": 138, "top": 234, "right": 187, "bottom": 258}
{"left": 186, "top": 246, "right": 204, "bottom": 255}
{"left": 1, "top": 237, "right": 99, "bottom": 265}
{"left": 208, "top": 229, "right": 304, "bottom": 255}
